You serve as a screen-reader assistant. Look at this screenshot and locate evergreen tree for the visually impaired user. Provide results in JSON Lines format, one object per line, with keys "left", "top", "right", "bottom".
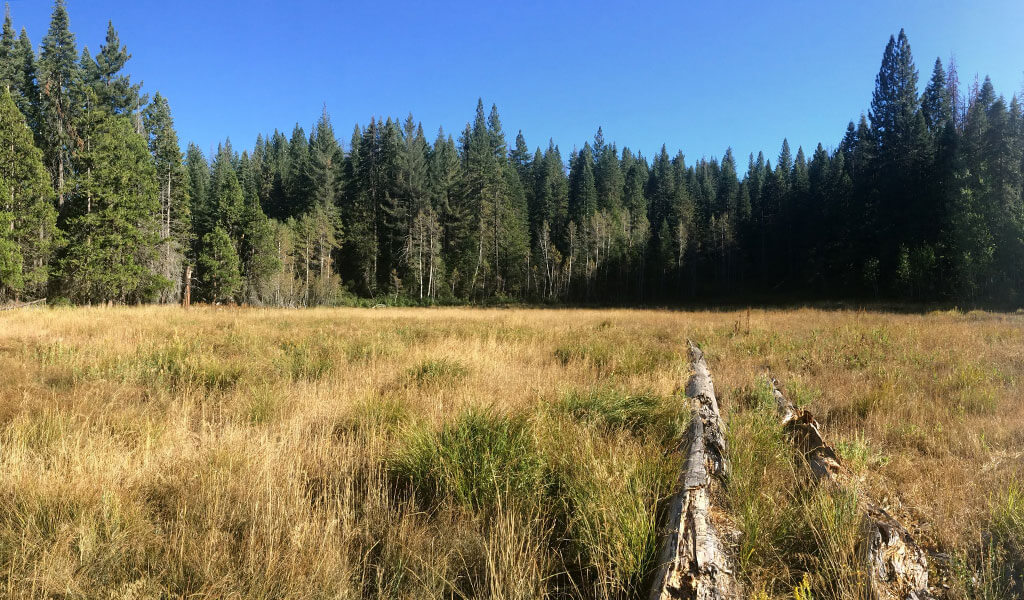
{"left": 922, "top": 57, "right": 952, "bottom": 133}
{"left": 237, "top": 153, "right": 280, "bottom": 303}
{"left": 55, "top": 112, "right": 164, "bottom": 303}
{"left": 0, "top": 88, "right": 59, "bottom": 300}
{"left": 1, "top": 10, "right": 38, "bottom": 134}
{"left": 0, "top": 7, "right": 15, "bottom": 91}
{"left": 869, "top": 29, "right": 932, "bottom": 275}
{"left": 429, "top": 127, "right": 465, "bottom": 297}
{"left": 568, "top": 144, "right": 597, "bottom": 289}
{"left": 285, "top": 124, "right": 312, "bottom": 216}
{"left": 197, "top": 226, "right": 241, "bottom": 303}
{"left": 92, "top": 21, "right": 146, "bottom": 120}
{"left": 185, "top": 143, "right": 210, "bottom": 243}
{"left": 303, "top": 108, "right": 343, "bottom": 300}
{"left": 207, "top": 141, "right": 244, "bottom": 238}
{"left": 144, "top": 92, "right": 190, "bottom": 301}
{"left": 38, "top": 0, "right": 80, "bottom": 210}
{"left": 509, "top": 130, "right": 532, "bottom": 182}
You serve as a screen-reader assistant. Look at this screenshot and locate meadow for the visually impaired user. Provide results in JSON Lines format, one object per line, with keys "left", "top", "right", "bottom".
{"left": 0, "top": 306, "right": 1020, "bottom": 599}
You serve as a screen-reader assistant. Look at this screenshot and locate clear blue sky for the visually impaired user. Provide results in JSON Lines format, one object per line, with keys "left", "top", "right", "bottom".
{"left": 6, "top": 0, "right": 1024, "bottom": 165}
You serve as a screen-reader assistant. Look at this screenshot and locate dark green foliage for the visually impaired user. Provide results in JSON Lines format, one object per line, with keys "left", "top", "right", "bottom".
{"left": 197, "top": 226, "right": 241, "bottom": 303}
{"left": 38, "top": 0, "right": 79, "bottom": 210}
{"left": 54, "top": 112, "right": 165, "bottom": 303}
{"left": 3, "top": 7, "right": 1024, "bottom": 308}
{"left": 405, "top": 357, "right": 469, "bottom": 386}
{"left": 90, "top": 21, "right": 145, "bottom": 116}
{"left": 0, "top": 88, "right": 58, "bottom": 300}
{"left": 144, "top": 92, "right": 190, "bottom": 301}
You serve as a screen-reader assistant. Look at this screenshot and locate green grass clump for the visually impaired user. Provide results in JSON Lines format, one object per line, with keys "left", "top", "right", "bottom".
{"left": 280, "top": 339, "right": 334, "bottom": 380}
{"left": 554, "top": 340, "right": 674, "bottom": 377}
{"left": 406, "top": 358, "right": 470, "bottom": 387}
{"left": 553, "top": 435, "right": 671, "bottom": 598}
{"left": 558, "top": 388, "right": 687, "bottom": 443}
{"left": 992, "top": 480, "right": 1024, "bottom": 556}
{"left": 388, "top": 405, "right": 682, "bottom": 598}
{"left": 390, "top": 409, "right": 545, "bottom": 510}
{"left": 141, "top": 339, "right": 245, "bottom": 391}
{"left": 244, "top": 386, "right": 281, "bottom": 425}
{"left": 728, "top": 387, "right": 803, "bottom": 584}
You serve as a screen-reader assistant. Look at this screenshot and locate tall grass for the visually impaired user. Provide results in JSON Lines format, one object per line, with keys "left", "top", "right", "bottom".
{"left": 0, "top": 305, "right": 1020, "bottom": 598}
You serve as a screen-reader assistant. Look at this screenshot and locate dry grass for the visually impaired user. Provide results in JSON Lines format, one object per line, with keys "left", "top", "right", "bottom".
{"left": 0, "top": 306, "right": 1021, "bottom": 598}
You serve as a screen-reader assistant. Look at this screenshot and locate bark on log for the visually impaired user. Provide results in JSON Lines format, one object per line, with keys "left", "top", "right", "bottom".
{"left": 769, "top": 378, "right": 931, "bottom": 600}
{"left": 649, "top": 342, "right": 737, "bottom": 600}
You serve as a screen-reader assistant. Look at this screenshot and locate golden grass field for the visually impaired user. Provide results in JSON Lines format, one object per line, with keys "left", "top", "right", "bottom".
{"left": 0, "top": 306, "right": 1021, "bottom": 599}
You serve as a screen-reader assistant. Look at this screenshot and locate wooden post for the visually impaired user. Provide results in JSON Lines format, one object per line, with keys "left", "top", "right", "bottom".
{"left": 182, "top": 265, "right": 192, "bottom": 308}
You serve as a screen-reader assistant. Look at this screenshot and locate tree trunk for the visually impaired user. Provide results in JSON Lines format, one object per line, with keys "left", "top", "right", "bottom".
{"left": 649, "top": 341, "right": 738, "bottom": 600}
{"left": 181, "top": 266, "right": 192, "bottom": 308}
{"left": 768, "top": 378, "right": 931, "bottom": 600}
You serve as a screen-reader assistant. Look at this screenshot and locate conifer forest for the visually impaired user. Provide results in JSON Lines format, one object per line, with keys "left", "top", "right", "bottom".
{"left": 2, "top": 1, "right": 1024, "bottom": 309}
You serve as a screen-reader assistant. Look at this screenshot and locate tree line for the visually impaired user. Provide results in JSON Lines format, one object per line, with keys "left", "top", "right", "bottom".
{"left": 2, "top": 3, "right": 1022, "bottom": 307}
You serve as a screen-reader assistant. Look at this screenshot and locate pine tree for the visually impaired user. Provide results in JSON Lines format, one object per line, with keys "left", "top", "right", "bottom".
{"left": 207, "top": 142, "right": 244, "bottom": 239}
{"left": 197, "top": 226, "right": 241, "bottom": 303}
{"left": 55, "top": 112, "right": 164, "bottom": 303}
{"left": 922, "top": 58, "right": 952, "bottom": 133}
{"left": 185, "top": 143, "right": 210, "bottom": 241}
{"left": 285, "top": 124, "right": 312, "bottom": 216}
{"left": 0, "top": 6, "right": 15, "bottom": 90}
{"left": 594, "top": 135, "right": 623, "bottom": 213}
{"left": 0, "top": 10, "right": 37, "bottom": 132}
{"left": 0, "top": 88, "right": 59, "bottom": 300}
{"left": 869, "top": 29, "right": 932, "bottom": 278}
{"left": 38, "top": 0, "right": 80, "bottom": 211}
{"left": 237, "top": 152, "right": 280, "bottom": 303}
{"left": 568, "top": 144, "right": 597, "bottom": 288}
{"left": 144, "top": 92, "right": 190, "bottom": 301}
{"left": 459, "top": 99, "right": 508, "bottom": 295}
{"left": 509, "top": 130, "right": 532, "bottom": 182}
{"left": 377, "top": 117, "right": 406, "bottom": 292}
{"left": 92, "top": 21, "right": 146, "bottom": 120}
{"left": 398, "top": 116, "right": 432, "bottom": 296}
{"left": 302, "top": 108, "right": 343, "bottom": 301}
{"left": 348, "top": 119, "right": 383, "bottom": 293}
{"left": 429, "top": 127, "right": 464, "bottom": 297}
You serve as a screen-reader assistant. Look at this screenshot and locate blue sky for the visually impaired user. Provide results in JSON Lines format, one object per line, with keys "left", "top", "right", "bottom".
{"left": 6, "top": 0, "right": 1024, "bottom": 165}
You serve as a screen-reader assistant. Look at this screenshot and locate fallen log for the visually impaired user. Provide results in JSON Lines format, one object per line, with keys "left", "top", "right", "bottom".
{"left": 0, "top": 298, "right": 46, "bottom": 312}
{"left": 769, "top": 378, "right": 931, "bottom": 600}
{"left": 649, "top": 341, "right": 737, "bottom": 600}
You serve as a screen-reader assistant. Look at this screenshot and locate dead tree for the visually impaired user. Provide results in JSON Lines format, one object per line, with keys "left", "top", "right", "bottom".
{"left": 649, "top": 341, "right": 737, "bottom": 600}
{"left": 769, "top": 378, "right": 931, "bottom": 600}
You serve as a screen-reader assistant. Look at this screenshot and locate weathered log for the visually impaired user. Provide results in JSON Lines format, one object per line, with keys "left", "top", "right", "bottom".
{"left": 769, "top": 378, "right": 931, "bottom": 600}
{"left": 0, "top": 298, "right": 46, "bottom": 311}
{"left": 770, "top": 381, "right": 845, "bottom": 484}
{"left": 649, "top": 342, "right": 737, "bottom": 600}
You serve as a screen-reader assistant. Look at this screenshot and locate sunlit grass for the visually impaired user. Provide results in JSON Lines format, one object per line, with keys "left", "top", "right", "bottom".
{"left": 0, "top": 305, "right": 1020, "bottom": 598}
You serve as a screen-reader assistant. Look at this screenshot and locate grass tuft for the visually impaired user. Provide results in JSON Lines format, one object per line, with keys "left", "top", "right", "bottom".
{"left": 389, "top": 409, "right": 545, "bottom": 510}
{"left": 406, "top": 357, "right": 470, "bottom": 387}
{"left": 558, "top": 387, "right": 687, "bottom": 443}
